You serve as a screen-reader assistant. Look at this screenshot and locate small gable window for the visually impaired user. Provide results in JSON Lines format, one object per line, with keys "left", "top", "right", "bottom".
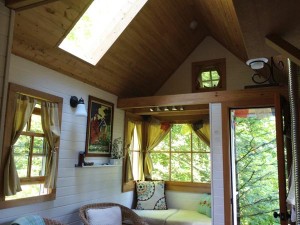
{"left": 192, "top": 58, "right": 226, "bottom": 92}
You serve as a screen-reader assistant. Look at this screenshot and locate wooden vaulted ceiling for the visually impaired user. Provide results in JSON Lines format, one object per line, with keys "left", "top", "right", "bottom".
{"left": 6, "top": 0, "right": 300, "bottom": 98}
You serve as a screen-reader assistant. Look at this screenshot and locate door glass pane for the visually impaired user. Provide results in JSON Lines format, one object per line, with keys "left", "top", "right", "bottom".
{"left": 231, "top": 108, "right": 280, "bottom": 225}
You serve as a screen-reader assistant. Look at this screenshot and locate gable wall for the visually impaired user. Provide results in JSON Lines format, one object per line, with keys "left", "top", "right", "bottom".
{"left": 156, "top": 36, "right": 253, "bottom": 95}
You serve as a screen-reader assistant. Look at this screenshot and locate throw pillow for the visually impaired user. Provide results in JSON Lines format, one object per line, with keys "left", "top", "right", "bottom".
{"left": 197, "top": 193, "right": 211, "bottom": 218}
{"left": 86, "top": 206, "right": 122, "bottom": 225}
{"left": 136, "top": 180, "right": 167, "bottom": 210}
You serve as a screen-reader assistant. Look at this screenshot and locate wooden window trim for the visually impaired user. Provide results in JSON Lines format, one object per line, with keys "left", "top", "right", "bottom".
{"left": 0, "top": 83, "right": 63, "bottom": 209}
{"left": 192, "top": 58, "right": 226, "bottom": 93}
{"left": 165, "top": 181, "right": 211, "bottom": 193}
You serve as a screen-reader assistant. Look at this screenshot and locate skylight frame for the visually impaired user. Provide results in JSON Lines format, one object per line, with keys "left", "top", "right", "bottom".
{"left": 59, "top": 0, "right": 147, "bottom": 66}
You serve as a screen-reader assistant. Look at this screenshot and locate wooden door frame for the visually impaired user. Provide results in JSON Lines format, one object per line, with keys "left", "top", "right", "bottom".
{"left": 222, "top": 94, "right": 288, "bottom": 225}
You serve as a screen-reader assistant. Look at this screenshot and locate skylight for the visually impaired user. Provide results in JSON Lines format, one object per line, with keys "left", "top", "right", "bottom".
{"left": 59, "top": 0, "right": 147, "bottom": 65}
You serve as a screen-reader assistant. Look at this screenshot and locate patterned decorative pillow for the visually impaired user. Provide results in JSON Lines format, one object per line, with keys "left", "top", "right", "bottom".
{"left": 197, "top": 193, "right": 211, "bottom": 218}
{"left": 136, "top": 180, "right": 167, "bottom": 210}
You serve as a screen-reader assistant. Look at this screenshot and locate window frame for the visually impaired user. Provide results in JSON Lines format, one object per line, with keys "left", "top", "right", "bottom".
{"left": 122, "top": 112, "right": 144, "bottom": 192}
{"left": 122, "top": 115, "right": 211, "bottom": 193}
{"left": 192, "top": 58, "right": 226, "bottom": 93}
{"left": 0, "top": 83, "right": 63, "bottom": 209}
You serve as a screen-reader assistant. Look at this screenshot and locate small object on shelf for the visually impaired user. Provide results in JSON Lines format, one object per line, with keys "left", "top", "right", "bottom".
{"left": 84, "top": 161, "right": 94, "bottom": 166}
{"left": 75, "top": 151, "right": 85, "bottom": 167}
{"left": 75, "top": 151, "right": 94, "bottom": 167}
{"left": 109, "top": 158, "right": 122, "bottom": 165}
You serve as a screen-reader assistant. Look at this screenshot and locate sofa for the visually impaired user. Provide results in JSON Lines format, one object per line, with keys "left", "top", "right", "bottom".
{"left": 133, "top": 181, "right": 212, "bottom": 225}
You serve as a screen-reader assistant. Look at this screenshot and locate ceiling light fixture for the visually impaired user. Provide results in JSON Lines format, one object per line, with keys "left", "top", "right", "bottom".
{"left": 189, "top": 20, "right": 198, "bottom": 30}
{"left": 246, "top": 57, "right": 283, "bottom": 86}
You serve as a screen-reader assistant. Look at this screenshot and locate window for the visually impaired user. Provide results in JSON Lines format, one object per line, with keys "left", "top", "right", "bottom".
{"left": 198, "top": 70, "right": 220, "bottom": 88}
{"left": 192, "top": 58, "right": 226, "bottom": 92}
{"left": 122, "top": 113, "right": 211, "bottom": 193}
{"left": 151, "top": 124, "right": 210, "bottom": 183}
{"left": 0, "top": 83, "right": 62, "bottom": 208}
{"left": 59, "top": 0, "right": 148, "bottom": 65}
{"left": 6, "top": 104, "right": 48, "bottom": 201}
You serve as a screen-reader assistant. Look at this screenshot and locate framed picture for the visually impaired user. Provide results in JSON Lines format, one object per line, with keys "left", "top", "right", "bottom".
{"left": 85, "top": 95, "right": 114, "bottom": 157}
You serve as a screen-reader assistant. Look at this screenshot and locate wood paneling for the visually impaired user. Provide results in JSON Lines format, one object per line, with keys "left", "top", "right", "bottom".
{"left": 117, "top": 87, "right": 288, "bottom": 109}
{"left": 5, "top": 0, "right": 57, "bottom": 11}
{"left": 8, "top": 0, "right": 300, "bottom": 97}
{"left": 194, "top": 0, "right": 248, "bottom": 61}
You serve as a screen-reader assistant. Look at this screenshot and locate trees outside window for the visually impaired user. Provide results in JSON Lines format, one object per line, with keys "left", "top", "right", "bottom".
{"left": 0, "top": 83, "right": 62, "bottom": 209}
{"left": 192, "top": 58, "right": 226, "bottom": 93}
{"left": 151, "top": 124, "right": 210, "bottom": 183}
{"left": 6, "top": 104, "right": 49, "bottom": 200}
{"left": 232, "top": 108, "right": 280, "bottom": 225}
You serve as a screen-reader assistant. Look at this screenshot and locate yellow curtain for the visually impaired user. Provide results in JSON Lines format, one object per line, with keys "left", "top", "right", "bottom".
{"left": 189, "top": 120, "right": 210, "bottom": 146}
{"left": 124, "top": 120, "right": 135, "bottom": 182}
{"left": 4, "top": 94, "right": 36, "bottom": 196}
{"left": 144, "top": 120, "right": 171, "bottom": 179}
{"left": 41, "top": 102, "right": 61, "bottom": 188}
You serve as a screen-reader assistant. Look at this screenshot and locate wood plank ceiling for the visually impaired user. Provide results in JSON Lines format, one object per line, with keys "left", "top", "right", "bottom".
{"left": 6, "top": 0, "right": 300, "bottom": 98}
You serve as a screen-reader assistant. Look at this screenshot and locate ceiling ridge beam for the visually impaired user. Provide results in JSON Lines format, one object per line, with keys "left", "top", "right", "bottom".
{"left": 265, "top": 34, "right": 300, "bottom": 66}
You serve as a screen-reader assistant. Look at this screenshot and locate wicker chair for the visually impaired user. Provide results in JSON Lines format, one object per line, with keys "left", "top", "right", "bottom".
{"left": 79, "top": 202, "right": 149, "bottom": 225}
{"left": 43, "top": 218, "right": 66, "bottom": 225}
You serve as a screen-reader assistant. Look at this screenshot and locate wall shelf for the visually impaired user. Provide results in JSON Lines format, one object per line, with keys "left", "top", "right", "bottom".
{"left": 75, "top": 164, "right": 122, "bottom": 168}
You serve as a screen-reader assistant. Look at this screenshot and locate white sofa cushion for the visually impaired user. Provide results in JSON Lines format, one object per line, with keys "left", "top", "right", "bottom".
{"left": 86, "top": 206, "right": 122, "bottom": 225}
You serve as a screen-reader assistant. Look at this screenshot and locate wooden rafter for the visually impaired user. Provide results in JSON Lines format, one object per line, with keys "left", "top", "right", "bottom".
{"left": 266, "top": 34, "right": 300, "bottom": 66}
{"left": 5, "top": 0, "right": 58, "bottom": 11}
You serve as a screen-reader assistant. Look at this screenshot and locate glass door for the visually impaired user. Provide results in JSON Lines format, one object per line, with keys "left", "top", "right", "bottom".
{"left": 230, "top": 107, "right": 288, "bottom": 225}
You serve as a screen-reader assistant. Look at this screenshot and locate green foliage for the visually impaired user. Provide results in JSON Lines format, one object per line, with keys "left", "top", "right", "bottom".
{"left": 234, "top": 113, "right": 280, "bottom": 225}
{"left": 11, "top": 109, "right": 48, "bottom": 200}
{"left": 151, "top": 124, "right": 211, "bottom": 183}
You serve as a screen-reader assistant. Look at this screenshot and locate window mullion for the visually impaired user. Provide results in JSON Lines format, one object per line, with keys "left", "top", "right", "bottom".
{"left": 28, "top": 136, "right": 34, "bottom": 178}
{"left": 190, "top": 130, "right": 193, "bottom": 182}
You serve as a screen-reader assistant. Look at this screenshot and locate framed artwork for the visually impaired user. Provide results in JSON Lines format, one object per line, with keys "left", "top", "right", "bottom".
{"left": 85, "top": 95, "right": 114, "bottom": 157}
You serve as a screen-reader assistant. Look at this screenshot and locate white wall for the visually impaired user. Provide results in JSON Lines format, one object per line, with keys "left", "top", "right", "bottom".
{"left": 210, "top": 103, "right": 224, "bottom": 225}
{"left": 156, "top": 36, "right": 253, "bottom": 95}
{"left": 0, "top": 55, "right": 133, "bottom": 225}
